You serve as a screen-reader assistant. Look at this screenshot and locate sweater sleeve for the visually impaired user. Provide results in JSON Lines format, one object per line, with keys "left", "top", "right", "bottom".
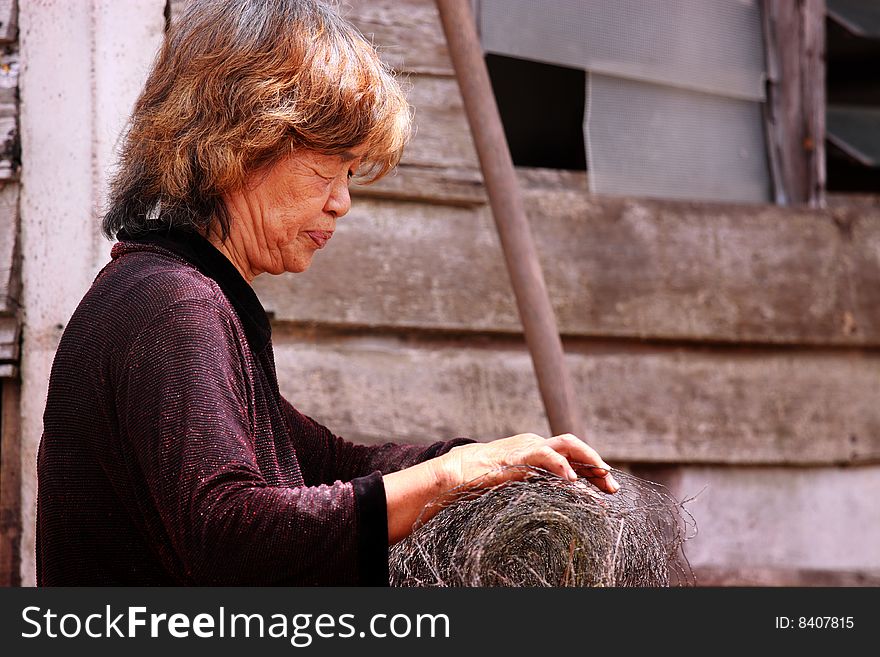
{"left": 115, "top": 297, "right": 375, "bottom": 585}
{"left": 281, "top": 398, "right": 476, "bottom": 487}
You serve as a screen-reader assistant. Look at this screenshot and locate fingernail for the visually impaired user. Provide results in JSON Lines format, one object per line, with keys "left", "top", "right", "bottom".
{"left": 608, "top": 475, "right": 620, "bottom": 491}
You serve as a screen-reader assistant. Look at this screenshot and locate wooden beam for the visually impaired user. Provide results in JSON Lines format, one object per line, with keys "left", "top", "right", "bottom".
{"left": 0, "top": 378, "right": 20, "bottom": 586}
{"left": 254, "top": 193, "right": 880, "bottom": 347}
{"left": 763, "top": 0, "right": 826, "bottom": 206}
{"left": 271, "top": 333, "right": 880, "bottom": 466}
{"left": 353, "top": 164, "right": 486, "bottom": 206}
{"left": 353, "top": 165, "right": 588, "bottom": 207}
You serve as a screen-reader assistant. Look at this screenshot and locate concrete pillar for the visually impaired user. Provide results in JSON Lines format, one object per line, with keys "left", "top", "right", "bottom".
{"left": 18, "top": 0, "right": 165, "bottom": 586}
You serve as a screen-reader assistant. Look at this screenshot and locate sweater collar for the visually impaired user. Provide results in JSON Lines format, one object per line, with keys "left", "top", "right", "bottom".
{"left": 115, "top": 228, "right": 272, "bottom": 354}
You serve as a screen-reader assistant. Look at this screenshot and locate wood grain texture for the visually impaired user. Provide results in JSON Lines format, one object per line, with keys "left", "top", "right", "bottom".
{"left": 399, "top": 74, "right": 479, "bottom": 170}
{"left": 0, "top": 317, "right": 17, "bottom": 363}
{"left": 254, "top": 193, "right": 880, "bottom": 346}
{"left": 763, "top": 0, "right": 826, "bottom": 206}
{"left": 271, "top": 333, "right": 880, "bottom": 465}
{"left": 353, "top": 166, "right": 588, "bottom": 207}
{"left": 342, "top": 0, "right": 454, "bottom": 75}
{"left": 353, "top": 164, "right": 486, "bottom": 206}
{"left": 0, "top": 183, "right": 18, "bottom": 317}
{"left": 0, "top": 379, "right": 20, "bottom": 585}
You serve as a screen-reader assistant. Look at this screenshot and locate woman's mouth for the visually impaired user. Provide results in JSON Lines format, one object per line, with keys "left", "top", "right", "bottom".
{"left": 305, "top": 231, "right": 333, "bottom": 248}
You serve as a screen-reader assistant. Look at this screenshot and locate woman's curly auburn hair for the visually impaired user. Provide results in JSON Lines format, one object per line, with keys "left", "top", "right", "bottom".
{"left": 102, "top": 0, "right": 412, "bottom": 240}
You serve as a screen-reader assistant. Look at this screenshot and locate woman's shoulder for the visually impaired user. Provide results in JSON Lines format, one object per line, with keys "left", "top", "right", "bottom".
{"left": 71, "top": 242, "right": 241, "bottom": 347}
{"left": 101, "top": 242, "right": 230, "bottom": 309}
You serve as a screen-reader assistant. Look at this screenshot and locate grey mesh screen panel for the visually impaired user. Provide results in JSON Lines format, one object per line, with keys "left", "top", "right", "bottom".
{"left": 477, "top": 0, "right": 771, "bottom": 203}
{"left": 478, "top": 0, "right": 766, "bottom": 101}
{"left": 586, "top": 74, "right": 770, "bottom": 202}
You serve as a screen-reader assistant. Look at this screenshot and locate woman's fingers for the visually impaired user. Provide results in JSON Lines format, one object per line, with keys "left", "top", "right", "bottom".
{"left": 546, "top": 433, "right": 620, "bottom": 493}
{"left": 444, "top": 432, "right": 619, "bottom": 493}
{"left": 546, "top": 433, "right": 608, "bottom": 470}
{"left": 534, "top": 445, "right": 578, "bottom": 481}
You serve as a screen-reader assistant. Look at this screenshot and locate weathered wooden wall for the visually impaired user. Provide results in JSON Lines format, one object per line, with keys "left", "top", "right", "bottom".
{"left": 233, "top": 0, "right": 880, "bottom": 465}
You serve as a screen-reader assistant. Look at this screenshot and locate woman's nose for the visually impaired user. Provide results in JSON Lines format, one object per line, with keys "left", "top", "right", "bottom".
{"left": 325, "top": 176, "right": 352, "bottom": 218}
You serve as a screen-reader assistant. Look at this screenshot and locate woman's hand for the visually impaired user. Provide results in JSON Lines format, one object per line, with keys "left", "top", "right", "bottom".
{"left": 385, "top": 432, "right": 618, "bottom": 544}
{"left": 438, "top": 433, "right": 620, "bottom": 494}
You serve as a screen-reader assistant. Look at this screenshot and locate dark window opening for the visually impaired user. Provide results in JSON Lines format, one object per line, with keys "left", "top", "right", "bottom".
{"left": 825, "top": 15, "right": 880, "bottom": 193}
{"left": 484, "top": 53, "right": 587, "bottom": 171}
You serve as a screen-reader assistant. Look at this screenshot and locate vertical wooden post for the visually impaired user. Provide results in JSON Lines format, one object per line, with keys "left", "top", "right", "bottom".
{"left": 435, "top": 0, "right": 585, "bottom": 439}
{"left": 0, "top": 379, "right": 21, "bottom": 586}
{"left": 762, "top": 0, "right": 826, "bottom": 207}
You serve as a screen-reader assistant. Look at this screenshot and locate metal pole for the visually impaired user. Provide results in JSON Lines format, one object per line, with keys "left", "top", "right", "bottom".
{"left": 435, "top": 0, "right": 584, "bottom": 438}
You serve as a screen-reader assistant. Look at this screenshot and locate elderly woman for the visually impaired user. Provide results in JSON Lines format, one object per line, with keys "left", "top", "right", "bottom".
{"left": 36, "top": 0, "right": 618, "bottom": 586}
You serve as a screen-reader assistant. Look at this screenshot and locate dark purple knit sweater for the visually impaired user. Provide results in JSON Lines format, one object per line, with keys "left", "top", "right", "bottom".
{"left": 36, "top": 229, "right": 472, "bottom": 586}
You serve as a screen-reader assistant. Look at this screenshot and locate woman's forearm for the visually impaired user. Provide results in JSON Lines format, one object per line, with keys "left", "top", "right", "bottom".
{"left": 383, "top": 456, "right": 453, "bottom": 545}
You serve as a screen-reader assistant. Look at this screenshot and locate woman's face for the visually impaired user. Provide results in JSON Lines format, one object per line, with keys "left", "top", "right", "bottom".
{"left": 220, "top": 147, "right": 364, "bottom": 278}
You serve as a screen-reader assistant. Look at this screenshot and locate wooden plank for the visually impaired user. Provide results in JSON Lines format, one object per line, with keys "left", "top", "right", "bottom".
{"left": 0, "top": 316, "right": 18, "bottom": 363}
{"left": 0, "top": 0, "right": 16, "bottom": 44}
{"left": 270, "top": 333, "right": 880, "bottom": 465}
{"left": 254, "top": 193, "right": 880, "bottom": 346}
{"left": 399, "top": 74, "right": 479, "bottom": 170}
{"left": 353, "top": 165, "right": 588, "bottom": 206}
{"left": 0, "top": 183, "right": 18, "bottom": 315}
{"left": 0, "top": 379, "right": 21, "bottom": 586}
{"left": 693, "top": 566, "right": 880, "bottom": 587}
{"left": 343, "top": 0, "right": 453, "bottom": 75}
{"left": 353, "top": 164, "right": 486, "bottom": 206}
